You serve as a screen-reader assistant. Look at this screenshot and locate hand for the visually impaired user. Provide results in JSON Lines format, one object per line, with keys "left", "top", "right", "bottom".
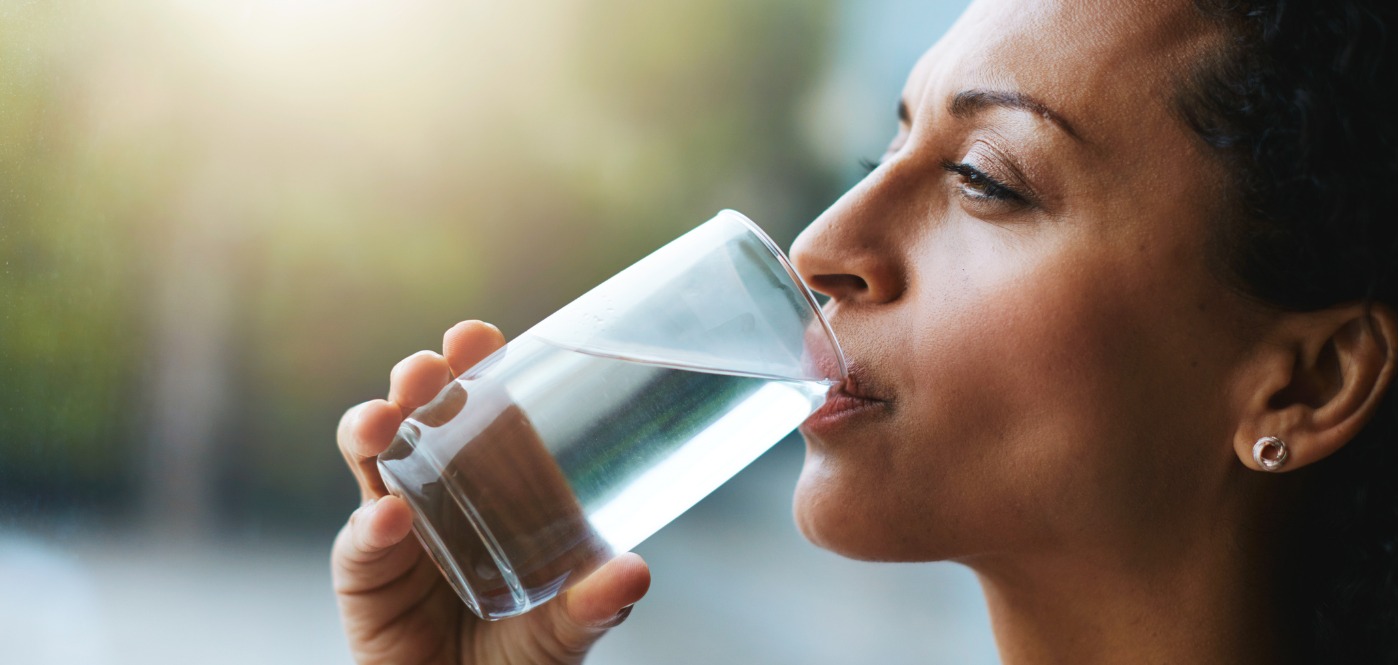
{"left": 332, "top": 320, "right": 651, "bottom": 664}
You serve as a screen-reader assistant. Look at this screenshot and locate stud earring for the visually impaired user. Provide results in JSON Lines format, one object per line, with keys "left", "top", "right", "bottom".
{"left": 1252, "top": 436, "right": 1289, "bottom": 471}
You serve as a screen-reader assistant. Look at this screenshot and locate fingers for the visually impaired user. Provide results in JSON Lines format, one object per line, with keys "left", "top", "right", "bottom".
{"left": 565, "top": 553, "right": 651, "bottom": 625}
{"left": 333, "top": 322, "right": 504, "bottom": 588}
{"left": 338, "top": 324, "right": 495, "bottom": 504}
{"left": 443, "top": 320, "right": 506, "bottom": 377}
{"left": 388, "top": 350, "right": 454, "bottom": 418}
{"left": 331, "top": 495, "right": 426, "bottom": 596}
{"left": 542, "top": 553, "right": 651, "bottom": 656}
{"left": 337, "top": 399, "right": 402, "bottom": 501}
{"left": 338, "top": 349, "right": 454, "bottom": 501}
{"left": 341, "top": 496, "right": 415, "bottom": 562}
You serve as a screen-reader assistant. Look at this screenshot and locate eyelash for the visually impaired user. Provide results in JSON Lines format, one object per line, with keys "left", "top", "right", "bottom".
{"left": 858, "top": 157, "right": 1028, "bottom": 205}
{"left": 940, "top": 161, "right": 1026, "bottom": 204}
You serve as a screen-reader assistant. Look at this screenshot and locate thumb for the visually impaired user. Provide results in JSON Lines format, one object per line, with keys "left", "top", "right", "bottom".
{"left": 542, "top": 553, "right": 651, "bottom": 657}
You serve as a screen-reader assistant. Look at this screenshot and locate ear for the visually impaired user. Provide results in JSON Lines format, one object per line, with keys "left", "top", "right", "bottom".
{"left": 1233, "top": 303, "right": 1397, "bottom": 472}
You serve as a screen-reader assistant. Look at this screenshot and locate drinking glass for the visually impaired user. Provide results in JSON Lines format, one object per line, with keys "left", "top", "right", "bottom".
{"left": 377, "top": 209, "right": 846, "bottom": 620}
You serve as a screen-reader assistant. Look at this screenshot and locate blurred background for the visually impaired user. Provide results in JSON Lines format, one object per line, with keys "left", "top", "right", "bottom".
{"left": 0, "top": 0, "right": 995, "bottom": 662}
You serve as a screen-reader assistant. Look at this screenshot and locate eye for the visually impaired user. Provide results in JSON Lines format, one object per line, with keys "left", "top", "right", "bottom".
{"left": 858, "top": 157, "right": 881, "bottom": 174}
{"left": 941, "top": 161, "right": 1028, "bottom": 205}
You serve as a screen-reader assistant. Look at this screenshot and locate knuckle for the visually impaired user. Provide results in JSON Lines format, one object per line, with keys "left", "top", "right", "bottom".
{"left": 388, "top": 356, "right": 413, "bottom": 381}
{"left": 548, "top": 602, "right": 602, "bottom": 658}
{"left": 389, "top": 351, "right": 446, "bottom": 385}
{"left": 346, "top": 506, "right": 375, "bottom": 552}
{"left": 347, "top": 401, "right": 397, "bottom": 458}
{"left": 331, "top": 519, "right": 354, "bottom": 557}
{"left": 336, "top": 402, "right": 366, "bottom": 446}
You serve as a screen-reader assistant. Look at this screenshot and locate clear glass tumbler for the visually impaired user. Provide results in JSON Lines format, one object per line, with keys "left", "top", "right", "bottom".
{"left": 377, "top": 210, "right": 846, "bottom": 620}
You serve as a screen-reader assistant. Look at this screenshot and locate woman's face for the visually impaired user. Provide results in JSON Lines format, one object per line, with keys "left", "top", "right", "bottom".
{"left": 791, "top": 0, "right": 1269, "bottom": 563}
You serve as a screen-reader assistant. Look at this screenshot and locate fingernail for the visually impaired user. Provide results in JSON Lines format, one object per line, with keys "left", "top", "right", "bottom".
{"left": 601, "top": 604, "right": 634, "bottom": 628}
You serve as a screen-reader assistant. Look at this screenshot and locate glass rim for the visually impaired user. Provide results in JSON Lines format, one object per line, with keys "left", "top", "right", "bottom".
{"left": 715, "top": 209, "right": 849, "bottom": 383}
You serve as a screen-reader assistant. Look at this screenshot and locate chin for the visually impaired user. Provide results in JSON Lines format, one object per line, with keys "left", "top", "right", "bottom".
{"left": 792, "top": 458, "right": 912, "bottom": 562}
{"left": 792, "top": 450, "right": 973, "bottom": 563}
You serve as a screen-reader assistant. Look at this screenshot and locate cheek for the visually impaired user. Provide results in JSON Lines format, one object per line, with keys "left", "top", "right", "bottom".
{"left": 922, "top": 251, "right": 1227, "bottom": 531}
{"left": 794, "top": 235, "right": 1230, "bottom": 560}
{"left": 793, "top": 244, "right": 1114, "bottom": 559}
{"left": 908, "top": 260, "right": 1146, "bottom": 545}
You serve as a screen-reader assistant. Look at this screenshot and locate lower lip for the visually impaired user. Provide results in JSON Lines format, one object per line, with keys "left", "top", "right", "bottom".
{"left": 801, "top": 390, "right": 886, "bottom": 434}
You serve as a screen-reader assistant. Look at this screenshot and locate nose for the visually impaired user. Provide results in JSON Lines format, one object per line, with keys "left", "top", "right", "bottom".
{"left": 790, "top": 177, "right": 906, "bottom": 306}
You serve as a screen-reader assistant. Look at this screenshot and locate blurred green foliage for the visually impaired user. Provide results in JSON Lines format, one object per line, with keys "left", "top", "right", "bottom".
{"left": 0, "top": 0, "right": 840, "bottom": 535}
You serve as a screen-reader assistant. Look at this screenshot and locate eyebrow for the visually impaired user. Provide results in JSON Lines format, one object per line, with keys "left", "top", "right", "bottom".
{"left": 939, "top": 89, "right": 1083, "bottom": 141}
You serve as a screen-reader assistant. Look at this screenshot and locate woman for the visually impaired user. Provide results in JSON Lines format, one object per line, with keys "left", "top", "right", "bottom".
{"left": 332, "top": 0, "right": 1396, "bottom": 662}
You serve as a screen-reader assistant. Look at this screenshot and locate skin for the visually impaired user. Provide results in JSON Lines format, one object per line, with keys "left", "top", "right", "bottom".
{"left": 790, "top": 0, "right": 1394, "bottom": 662}
{"left": 333, "top": 0, "right": 1396, "bottom": 662}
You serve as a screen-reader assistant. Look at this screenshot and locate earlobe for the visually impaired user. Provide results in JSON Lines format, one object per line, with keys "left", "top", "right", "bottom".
{"left": 1234, "top": 304, "right": 1397, "bottom": 472}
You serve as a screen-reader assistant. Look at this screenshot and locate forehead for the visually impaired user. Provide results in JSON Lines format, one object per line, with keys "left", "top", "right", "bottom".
{"left": 907, "top": 0, "right": 1219, "bottom": 144}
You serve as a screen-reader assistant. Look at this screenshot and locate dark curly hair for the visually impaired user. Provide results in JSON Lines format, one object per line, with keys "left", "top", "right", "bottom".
{"left": 1178, "top": 1, "right": 1396, "bottom": 662}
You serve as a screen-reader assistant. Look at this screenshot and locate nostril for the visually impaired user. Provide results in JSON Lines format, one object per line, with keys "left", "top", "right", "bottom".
{"left": 807, "top": 273, "right": 869, "bottom": 300}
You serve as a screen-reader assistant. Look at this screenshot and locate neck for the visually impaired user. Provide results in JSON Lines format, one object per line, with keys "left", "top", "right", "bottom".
{"left": 965, "top": 492, "right": 1300, "bottom": 664}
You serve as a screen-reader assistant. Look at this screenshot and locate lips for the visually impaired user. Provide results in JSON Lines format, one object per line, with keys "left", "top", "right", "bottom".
{"left": 801, "top": 364, "right": 889, "bottom": 434}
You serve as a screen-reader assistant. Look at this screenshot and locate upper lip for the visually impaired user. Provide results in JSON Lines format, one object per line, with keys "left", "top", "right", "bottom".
{"left": 831, "top": 362, "right": 887, "bottom": 403}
